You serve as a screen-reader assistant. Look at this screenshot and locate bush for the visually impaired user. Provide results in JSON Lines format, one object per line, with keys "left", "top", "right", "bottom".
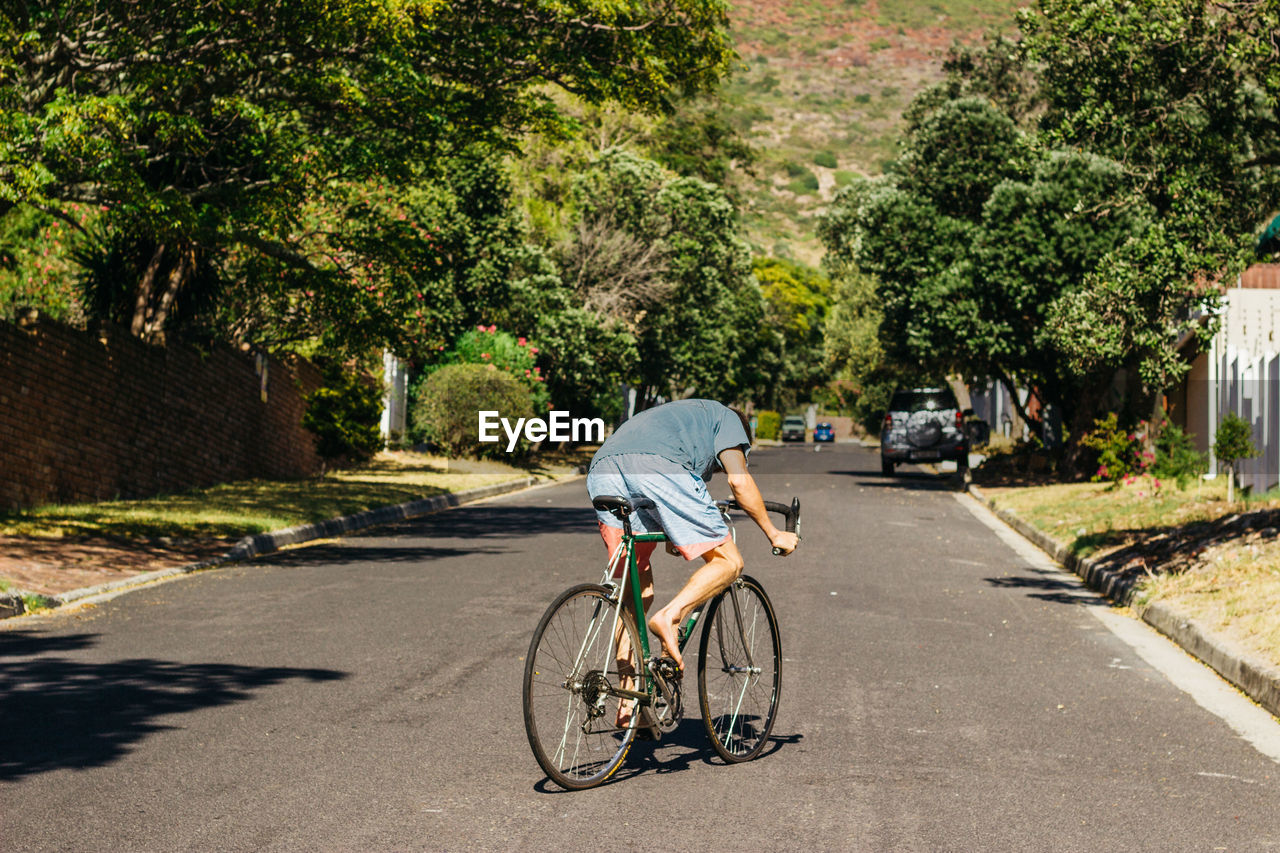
{"left": 302, "top": 370, "right": 384, "bottom": 466}
{"left": 756, "top": 410, "right": 781, "bottom": 441}
{"left": 1213, "top": 413, "right": 1257, "bottom": 469}
{"left": 1080, "top": 412, "right": 1151, "bottom": 483}
{"left": 412, "top": 364, "right": 534, "bottom": 459}
{"left": 1213, "top": 412, "right": 1258, "bottom": 501}
{"left": 813, "top": 151, "right": 838, "bottom": 169}
{"left": 416, "top": 325, "right": 549, "bottom": 412}
{"left": 1151, "top": 422, "right": 1207, "bottom": 490}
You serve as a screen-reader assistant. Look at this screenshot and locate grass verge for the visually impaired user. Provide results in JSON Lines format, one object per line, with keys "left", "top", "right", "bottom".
{"left": 985, "top": 475, "right": 1280, "bottom": 669}
{"left": 0, "top": 449, "right": 589, "bottom": 542}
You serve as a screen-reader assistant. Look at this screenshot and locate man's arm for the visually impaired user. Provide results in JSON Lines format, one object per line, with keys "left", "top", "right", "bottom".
{"left": 718, "top": 448, "right": 797, "bottom": 555}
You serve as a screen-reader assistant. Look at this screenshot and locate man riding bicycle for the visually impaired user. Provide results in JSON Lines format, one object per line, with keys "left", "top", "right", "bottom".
{"left": 586, "top": 399, "right": 798, "bottom": 672}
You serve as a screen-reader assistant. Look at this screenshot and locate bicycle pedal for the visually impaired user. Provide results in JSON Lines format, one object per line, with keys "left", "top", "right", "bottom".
{"left": 654, "top": 656, "right": 682, "bottom": 682}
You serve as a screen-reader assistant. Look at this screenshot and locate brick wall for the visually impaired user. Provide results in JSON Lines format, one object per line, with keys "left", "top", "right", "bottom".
{"left": 0, "top": 318, "right": 324, "bottom": 511}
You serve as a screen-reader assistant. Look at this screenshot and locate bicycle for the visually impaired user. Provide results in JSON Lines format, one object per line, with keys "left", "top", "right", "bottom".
{"left": 522, "top": 494, "right": 800, "bottom": 790}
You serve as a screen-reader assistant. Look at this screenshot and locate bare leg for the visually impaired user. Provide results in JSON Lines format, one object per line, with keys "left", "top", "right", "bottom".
{"left": 648, "top": 540, "right": 744, "bottom": 670}
{"left": 615, "top": 557, "right": 654, "bottom": 727}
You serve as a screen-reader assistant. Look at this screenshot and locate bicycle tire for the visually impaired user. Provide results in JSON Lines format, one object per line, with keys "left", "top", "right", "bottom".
{"left": 697, "top": 575, "right": 781, "bottom": 763}
{"left": 523, "top": 583, "right": 643, "bottom": 790}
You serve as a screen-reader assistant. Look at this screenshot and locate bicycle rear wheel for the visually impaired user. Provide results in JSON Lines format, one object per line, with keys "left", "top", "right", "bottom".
{"left": 697, "top": 575, "right": 781, "bottom": 763}
{"left": 523, "top": 583, "right": 643, "bottom": 790}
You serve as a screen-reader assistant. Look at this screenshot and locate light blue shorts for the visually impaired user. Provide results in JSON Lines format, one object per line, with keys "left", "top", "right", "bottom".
{"left": 586, "top": 454, "right": 730, "bottom": 560}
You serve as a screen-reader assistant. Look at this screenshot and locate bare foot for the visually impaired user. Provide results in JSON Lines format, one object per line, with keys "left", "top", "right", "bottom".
{"left": 615, "top": 669, "right": 637, "bottom": 728}
{"left": 648, "top": 610, "right": 683, "bottom": 670}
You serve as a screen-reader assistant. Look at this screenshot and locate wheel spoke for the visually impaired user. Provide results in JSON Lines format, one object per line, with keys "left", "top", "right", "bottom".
{"left": 697, "top": 577, "right": 780, "bottom": 763}
{"left": 523, "top": 584, "right": 642, "bottom": 790}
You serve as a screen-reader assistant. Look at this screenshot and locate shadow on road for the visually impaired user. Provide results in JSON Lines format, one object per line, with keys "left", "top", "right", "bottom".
{"left": 255, "top": 542, "right": 511, "bottom": 571}
{"left": 0, "top": 631, "right": 347, "bottom": 781}
{"left": 983, "top": 568, "right": 1105, "bottom": 607}
{"left": 827, "top": 469, "right": 967, "bottom": 492}
{"left": 352, "top": 505, "right": 596, "bottom": 541}
{"left": 531, "top": 720, "right": 804, "bottom": 793}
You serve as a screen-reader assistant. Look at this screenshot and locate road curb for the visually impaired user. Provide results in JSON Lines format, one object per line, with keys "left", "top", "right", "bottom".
{"left": 968, "top": 483, "right": 1280, "bottom": 719}
{"left": 4, "top": 475, "right": 546, "bottom": 619}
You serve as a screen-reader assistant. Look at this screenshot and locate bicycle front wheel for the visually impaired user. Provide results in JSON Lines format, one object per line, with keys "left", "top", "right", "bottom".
{"left": 523, "top": 583, "right": 643, "bottom": 790}
{"left": 697, "top": 575, "right": 781, "bottom": 763}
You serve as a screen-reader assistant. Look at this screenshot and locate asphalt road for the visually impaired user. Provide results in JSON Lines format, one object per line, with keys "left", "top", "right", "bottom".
{"left": 3, "top": 443, "right": 1279, "bottom": 851}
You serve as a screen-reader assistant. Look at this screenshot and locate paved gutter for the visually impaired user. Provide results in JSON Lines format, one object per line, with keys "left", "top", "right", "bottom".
{"left": 1, "top": 475, "right": 556, "bottom": 620}
{"left": 969, "top": 482, "right": 1280, "bottom": 719}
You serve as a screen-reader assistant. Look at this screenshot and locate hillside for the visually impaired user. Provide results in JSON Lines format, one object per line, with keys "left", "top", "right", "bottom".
{"left": 723, "top": 0, "right": 1024, "bottom": 264}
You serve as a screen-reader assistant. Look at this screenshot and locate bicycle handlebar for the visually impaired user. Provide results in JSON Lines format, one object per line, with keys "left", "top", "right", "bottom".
{"left": 715, "top": 497, "right": 801, "bottom": 555}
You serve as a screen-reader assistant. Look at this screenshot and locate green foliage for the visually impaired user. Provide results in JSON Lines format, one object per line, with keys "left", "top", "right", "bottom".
{"left": 1080, "top": 413, "right": 1148, "bottom": 483}
{"left": 1151, "top": 423, "right": 1207, "bottom": 490}
{"left": 647, "top": 96, "right": 757, "bottom": 190}
{"left": 422, "top": 325, "right": 550, "bottom": 413}
{"left": 412, "top": 364, "right": 533, "bottom": 459}
{"left": 564, "top": 150, "right": 768, "bottom": 406}
{"left": 1213, "top": 414, "right": 1258, "bottom": 469}
{"left": 0, "top": 204, "right": 89, "bottom": 322}
{"left": 1213, "top": 412, "right": 1258, "bottom": 501}
{"left": 302, "top": 370, "right": 384, "bottom": 465}
{"left": 752, "top": 257, "right": 831, "bottom": 408}
{"left": 813, "top": 151, "right": 839, "bottom": 169}
{"left": 0, "top": 0, "right": 735, "bottom": 346}
{"left": 817, "top": 2, "right": 1280, "bottom": 472}
{"left": 787, "top": 172, "right": 821, "bottom": 194}
{"left": 756, "top": 410, "right": 782, "bottom": 441}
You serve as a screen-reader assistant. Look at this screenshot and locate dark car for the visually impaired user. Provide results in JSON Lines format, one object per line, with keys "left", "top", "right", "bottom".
{"left": 780, "top": 415, "right": 807, "bottom": 442}
{"left": 879, "top": 387, "right": 969, "bottom": 476}
{"left": 813, "top": 422, "right": 835, "bottom": 442}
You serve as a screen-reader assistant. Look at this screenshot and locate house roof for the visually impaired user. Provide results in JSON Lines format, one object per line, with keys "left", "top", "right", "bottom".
{"left": 1239, "top": 264, "right": 1280, "bottom": 289}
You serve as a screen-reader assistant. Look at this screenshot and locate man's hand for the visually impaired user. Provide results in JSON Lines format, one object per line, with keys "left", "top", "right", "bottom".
{"left": 769, "top": 530, "right": 799, "bottom": 556}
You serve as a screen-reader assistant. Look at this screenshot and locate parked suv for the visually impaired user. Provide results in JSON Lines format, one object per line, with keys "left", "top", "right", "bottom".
{"left": 780, "top": 415, "right": 807, "bottom": 442}
{"left": 880, "top": 387, "right": 969, "bottom": 476}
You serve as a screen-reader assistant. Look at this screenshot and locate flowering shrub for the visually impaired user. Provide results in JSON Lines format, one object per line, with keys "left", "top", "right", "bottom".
{"left": 438, "top": 326, "right": 549, "bottom": 411}
{"left": 1080, "top": 413, "right": 1152, "bottom": 484}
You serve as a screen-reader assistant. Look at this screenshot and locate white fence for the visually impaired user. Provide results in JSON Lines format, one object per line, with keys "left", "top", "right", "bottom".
{"left": 1212, "top": 345, "right": 1280, "bottom": 493}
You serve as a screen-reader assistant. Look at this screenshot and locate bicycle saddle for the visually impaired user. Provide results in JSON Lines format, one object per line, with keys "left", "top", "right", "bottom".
{"left": 591, "top": 495, "right": 656, "bottom": 517}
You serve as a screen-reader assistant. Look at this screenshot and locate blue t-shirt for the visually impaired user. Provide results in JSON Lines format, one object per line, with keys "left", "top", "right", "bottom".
{"left": 590, "top": 399, "right": 750, "bottom": 481}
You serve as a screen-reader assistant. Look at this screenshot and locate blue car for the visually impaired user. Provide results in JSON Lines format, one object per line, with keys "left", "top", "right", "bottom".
{"left": 813, "top": 422, "right": 835, "bottom": 442}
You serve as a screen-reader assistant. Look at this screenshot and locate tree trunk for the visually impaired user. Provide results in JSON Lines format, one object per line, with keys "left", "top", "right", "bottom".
{"left": 994, "top": 368, "right": 1043, "bottom": 440}
{"left": 1061, "top": 382, "right": 1105, "bottom": 480}
{"left": 145, "top": 243, "right": 193, "bottom": 344}
{"left": 130, "top": 244, "right": 166, "bottom": 338}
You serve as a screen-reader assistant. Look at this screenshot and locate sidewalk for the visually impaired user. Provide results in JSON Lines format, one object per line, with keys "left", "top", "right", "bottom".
{"left": 968, "top": 482, "right": 1280, "bottom": 719}
{"left": 0, "top": 475, "right": 554, "bottom": 620}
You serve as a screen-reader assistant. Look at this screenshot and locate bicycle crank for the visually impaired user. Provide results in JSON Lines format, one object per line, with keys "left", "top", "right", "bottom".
{"left": 648, "top": 656, "right": 683, "bottom": 730}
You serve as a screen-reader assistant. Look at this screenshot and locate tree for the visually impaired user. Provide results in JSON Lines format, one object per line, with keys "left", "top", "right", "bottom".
{"left": 0, "top": 0, "right": 735, "bottom": 345}
{"left": 563, "top": 149, "right": 767, "bottom": 406}
{"left": 1213, "top": 412, "right": 1258, "bottom": 503}
{"left": 751, "top": 257, "right": 830, "bottom": 410}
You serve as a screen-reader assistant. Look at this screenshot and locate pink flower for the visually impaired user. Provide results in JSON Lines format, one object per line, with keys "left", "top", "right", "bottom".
{"left": 481, "top": 353, "right": 490, "bottom": 360}
{"left": 517, "top": 337, "right": 527, "bottom": 346}
{"left": 486, "top": 324, "right": 496, "bottom": 333}
{"left": 476, "top": 324, "right": 486, "bottom": 332}
{"left": 530, "top": 347, "right": 539, "bottom": 355}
